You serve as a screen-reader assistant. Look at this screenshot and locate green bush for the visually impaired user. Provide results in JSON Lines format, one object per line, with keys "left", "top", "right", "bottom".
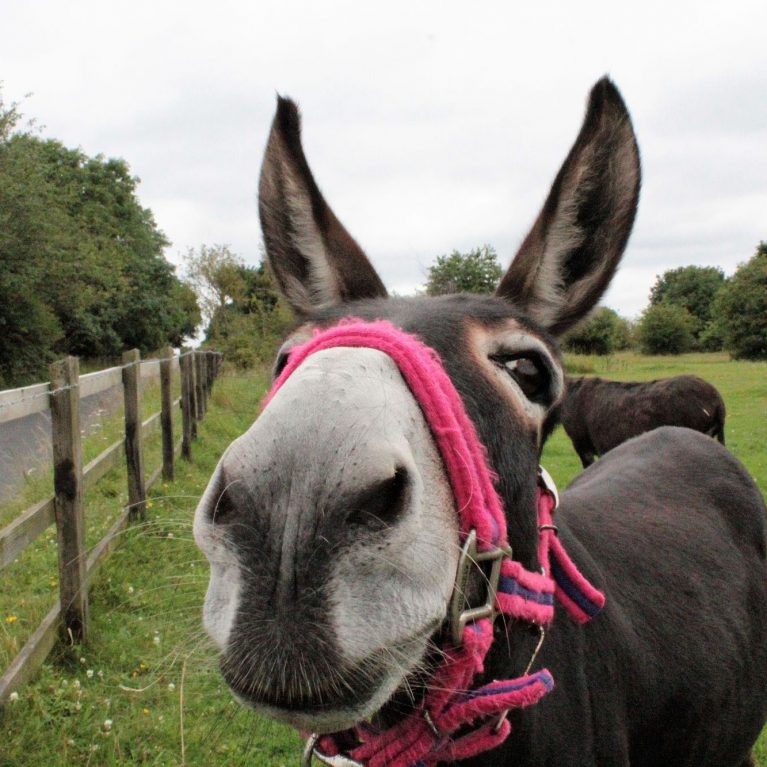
{"left": 638, "top": 303, "right": 695, "bottom": 355}
{"left": 648, "top": 265, "right": 726, "bottom": 350}
{"left": 564, "top": 307, "right": 633, "bottom": 355}
{"left": 715, "top": 243, "right": 767, "bottom": 360}
{"left": 425, "top": 245, "right": 502, "bottom": 295}
{"left": 207, "top": 301, "right": 294, "bottom": 369}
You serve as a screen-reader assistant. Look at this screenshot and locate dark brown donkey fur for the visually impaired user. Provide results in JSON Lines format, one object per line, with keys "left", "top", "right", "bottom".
{"left": 196, "top": 79, "right": 767, "bottom": 766}
{"left": 560, "top": 374, "right": 726, "bottom": 467}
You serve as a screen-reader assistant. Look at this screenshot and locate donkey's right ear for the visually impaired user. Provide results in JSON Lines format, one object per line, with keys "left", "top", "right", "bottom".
{"left": 258, "top": 97, "right": 387, "bottom": 316}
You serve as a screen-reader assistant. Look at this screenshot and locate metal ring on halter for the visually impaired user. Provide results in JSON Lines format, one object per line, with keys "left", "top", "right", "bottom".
{"left": 302, "top": 734, "right": 364, "bottom": 767}
{"left": 538, "top": 524, "right": 559, "bottom": 535}
{"left": 537, "top": 465, "right": 560, "bottom": 509}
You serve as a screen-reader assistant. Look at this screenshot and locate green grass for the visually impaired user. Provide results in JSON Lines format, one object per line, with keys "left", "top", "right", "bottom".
{"left": 1, "top": 369, "right": 299, "bottom": 766}
{"left": 1, "top": 354, "right": 766, "bottom": 765}
{"left": 0, "top": 377, "right": 173, "bottom": 670}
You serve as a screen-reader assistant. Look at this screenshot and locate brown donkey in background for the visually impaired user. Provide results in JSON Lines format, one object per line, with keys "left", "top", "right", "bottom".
{"left": 560, "top": 374, "right": 726, "bottom": 467}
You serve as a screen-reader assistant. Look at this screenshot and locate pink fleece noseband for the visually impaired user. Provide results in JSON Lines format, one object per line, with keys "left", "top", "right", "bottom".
{"left": 266, "top": 320, "right": 605, "bottom": 767}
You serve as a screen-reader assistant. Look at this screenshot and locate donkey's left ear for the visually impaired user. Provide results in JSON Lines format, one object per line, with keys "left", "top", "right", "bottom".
{"left": 497, "top": 78, "right": 641, "bottom": 336}
{"left": 259, "top": 97, "right": 387, "bottom": 316}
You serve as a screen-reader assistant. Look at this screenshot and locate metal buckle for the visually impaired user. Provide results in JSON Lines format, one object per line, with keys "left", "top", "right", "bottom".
{"left": 448, "top": 529, "right": 513, "bottom": 647}
{"left": 302, "top": 734, "right": 364, "bottom": 767}
{"left": 537, "top": 465, "right": 560, "bottom": 509}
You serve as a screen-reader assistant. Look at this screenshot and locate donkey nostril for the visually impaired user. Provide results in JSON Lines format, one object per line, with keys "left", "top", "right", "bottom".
{"left": 209, "top": 479, "right": 239, "bottom": 524}
{"left": 346, "top": 466, "right": 409, "bottom": 530}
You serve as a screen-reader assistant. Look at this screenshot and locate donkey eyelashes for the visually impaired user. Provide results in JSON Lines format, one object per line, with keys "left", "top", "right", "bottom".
{"left": 489, "top": 350, "right": 554, "bottom": 405}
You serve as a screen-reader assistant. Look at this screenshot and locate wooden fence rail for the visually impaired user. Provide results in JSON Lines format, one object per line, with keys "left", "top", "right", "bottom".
{"left": 0, "top": 348, "right": 223, "bottom": 705}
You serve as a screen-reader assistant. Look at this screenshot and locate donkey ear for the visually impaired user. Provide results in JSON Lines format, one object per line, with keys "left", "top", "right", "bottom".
{"left": 258, "top": 97, "right": 387, "bottom": 315}
{"left": 497, "top": 78, "right": 641, "bottom": 336}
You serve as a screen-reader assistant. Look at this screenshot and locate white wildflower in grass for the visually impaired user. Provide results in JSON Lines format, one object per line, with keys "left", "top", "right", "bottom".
{"left": 127, "top": 586, "right": 134, "bottom": 595}
{"left": 103, "top": 719, "right": 113, "bottom": 732}
{"left": 79, "top": 657, "right": 86, "bottom": 665}
{"left": 153, "top": 635, "right": 161, "bottom": 645}
{"left": 167, "top": 532, "right": 174, "bottom": 539}
{"left": 9, "top": 691, "right": 19, "bottom": 702}
{"left": 167, "top": 682, "right": 175, "bottom": 691}
{"left": 73, "top": 680, "right": 81, "bottom": 690}
{"left": 86, "top": 669, "right": 94, "bottom": 678}
{"left": 98, "top": 670, "right": 104, "bottom": 679}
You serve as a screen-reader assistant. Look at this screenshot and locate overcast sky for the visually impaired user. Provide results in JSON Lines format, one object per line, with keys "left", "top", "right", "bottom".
{"left": 2, "top": 0, "right": 765, "bottom": 317}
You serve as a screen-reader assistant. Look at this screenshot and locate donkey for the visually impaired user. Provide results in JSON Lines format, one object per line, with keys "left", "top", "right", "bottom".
{"left": 194, "top": 79, "right": 767, "bottom": 766}
{"left": 560, "top": 374, "right": 726, "bottom": 467}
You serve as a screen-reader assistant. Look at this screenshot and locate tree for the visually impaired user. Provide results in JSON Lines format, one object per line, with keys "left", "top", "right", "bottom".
{"left": 183, "top": 244, "right": 247, "bottom": 326}
{"left": 648, "top": 265, "right": 726, "bottom": 349}
{"left": 714, "top": 242, "right": 767, "bottom": 360}
{"left": 0, "top": 88, "right": 199, "bottom": 384}
{"left": 425, "top": 245, "right": 503, "bottom": 295}
{"left": 564, "top": 307, "right": 633, "bottom": 355}
{"left": 0, "top": 95, "right": 64, "bottom": 384}
{"left": 637, "top": 303, "right": 695, "bottom": 355}
{"left": 184, "top": 247, "right": 293, "bottom": 368}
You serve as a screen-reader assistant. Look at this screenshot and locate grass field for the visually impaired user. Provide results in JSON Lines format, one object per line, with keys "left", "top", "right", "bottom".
{"left": 1, "top": 352, "right": 765, "bottom": 765}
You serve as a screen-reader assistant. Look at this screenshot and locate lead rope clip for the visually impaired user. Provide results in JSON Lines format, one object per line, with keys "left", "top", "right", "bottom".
{"left": 302, "top": 734, "right": 364, "bottom": 767}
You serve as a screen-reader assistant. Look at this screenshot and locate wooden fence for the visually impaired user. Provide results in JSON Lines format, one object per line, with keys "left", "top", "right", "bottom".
{"left": 0, "top": 347, "right": 223, "bottom": 704}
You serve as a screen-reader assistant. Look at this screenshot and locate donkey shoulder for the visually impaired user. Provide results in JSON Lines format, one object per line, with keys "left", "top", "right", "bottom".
{"left": 561, "top": 425, "right": 765, "bottom": 554}
{"left": 549, "top": 427, "right": 767, "bottom": 765}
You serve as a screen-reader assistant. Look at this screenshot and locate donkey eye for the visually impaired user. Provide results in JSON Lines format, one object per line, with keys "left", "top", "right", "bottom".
{"left": 490, "top": 353, "right": 550, "bottom": 403}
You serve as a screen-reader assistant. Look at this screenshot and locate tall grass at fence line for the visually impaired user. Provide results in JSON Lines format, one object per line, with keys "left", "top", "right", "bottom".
{"left": 1, "top": 356, "right": 766, "bottom": 765}
{"left": 0, "top": 375, "right": 177, "bottom": 672}
{"left": 1, "top": 366, "right": 301, "bottom": 766}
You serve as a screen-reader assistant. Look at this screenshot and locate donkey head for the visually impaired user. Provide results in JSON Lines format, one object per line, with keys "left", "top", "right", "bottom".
{"left": 194, "top": 78, "right": 640, "bottom": 733}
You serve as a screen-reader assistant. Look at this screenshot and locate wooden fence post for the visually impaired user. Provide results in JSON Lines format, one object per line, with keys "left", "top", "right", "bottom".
{"left": 49, "top": 356, "right": 89, "bottom": 644}
{"left": 204, "top": 352, "right": 212, "bottom": 406}
{"left": 202, "top": 352, "right": 210, "bottom": 415}
{"left": 180, "top": 350, "right": 193, "bottom": 459}
{"left": 122, "top": 349, "right": 146, "bottom": 520}
{"left": 195, "top": 351, "right": 206, "bottom": 420}
{"left": 189, "top": 351, "right": 198, "bottom": 439}
{"left": 160, "top": 346, "right": 174, "bottom": 481}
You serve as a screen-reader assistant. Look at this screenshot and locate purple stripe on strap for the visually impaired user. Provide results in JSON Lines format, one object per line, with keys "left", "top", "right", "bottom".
{"left": 550, "top": 556, "right": 601, "bottom": 618}
{"left": 459, "top": 671, "right": 554, "bottom": 702}
{"left": 498, "top": 576, "right": 555, "bottom": 606}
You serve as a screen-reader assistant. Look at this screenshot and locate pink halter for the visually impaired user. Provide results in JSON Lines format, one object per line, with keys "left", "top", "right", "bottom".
{"left": 265, "top": 320, "right": 605, "bottom": 766}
